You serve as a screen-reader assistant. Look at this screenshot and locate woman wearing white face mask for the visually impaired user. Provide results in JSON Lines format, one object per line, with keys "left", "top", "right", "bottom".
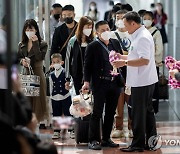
{"left": 143, "top": 11, "right": 163, "bottom": 114}
{"left": 18, "top": 19, "right": 48, "bottom": 122}
{"left": 65, "top": 16, "right": 94, "bottom": 95}
{"left": 85, "top": 1, "right": 100, "bottom": 23}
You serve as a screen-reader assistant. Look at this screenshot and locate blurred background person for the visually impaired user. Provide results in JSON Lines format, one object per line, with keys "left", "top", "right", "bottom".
{"left": 18, "top": 19, "right": 48, "bottom": 123}
{"left": 107, "top": 4, "right": 121, "bottom": 31}
{"left": 65, "top": 16, "right": 94, "bottom": 95}
{"left": 143, "top": 11, "right": 163, "bottom": 114}
{"left": 42, "top": 3, "right": 63, "bottom": 43}
{"left": 85, "top": 1, "right": 100, "bottom": 23}
{"left": 104, "top": 1, "right": 114, "bottom": 22}
{"left": 154, "top": 2, "right": 168, "bottom": 44}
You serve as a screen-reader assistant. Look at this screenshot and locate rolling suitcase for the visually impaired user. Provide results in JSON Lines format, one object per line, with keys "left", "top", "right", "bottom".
{"left": 74, "top": 115, "right": 90, "bottom": 144}
{"left": 159, "top": 63, "right": 169, "bottom": 100}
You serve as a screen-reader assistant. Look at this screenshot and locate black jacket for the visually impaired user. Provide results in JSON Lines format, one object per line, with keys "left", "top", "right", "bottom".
{"left": 51, "top": 22, "right": 78, "bottom": 61}
{"left": 65, "top": 36, "right": 93, "bottom": 80}
{"left": 83, "top": 38, "right": 123, "bottom": 90}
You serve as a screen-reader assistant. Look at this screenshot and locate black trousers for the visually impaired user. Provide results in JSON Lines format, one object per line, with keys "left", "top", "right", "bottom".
{"left": 152, "top": 67, "right": 159, "bottom": 114}
{"left": 51, "top": 96, "right": 72, "bottom": 116}
{"left": 73, "top": 77, "right": 83, "bottom": 95}
{"left": 0, "top": 89, "right": 7, "bottom": 113}
{"left": 131, "top": 84, "right": 157, "bottom": 148}
{"left": 89, "top": 79, "right": 121, "bottom": 142}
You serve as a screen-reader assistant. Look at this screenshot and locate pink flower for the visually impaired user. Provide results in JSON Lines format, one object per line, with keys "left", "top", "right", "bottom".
{"left": 109, "top": 50, "right": 120, "bottom": 76}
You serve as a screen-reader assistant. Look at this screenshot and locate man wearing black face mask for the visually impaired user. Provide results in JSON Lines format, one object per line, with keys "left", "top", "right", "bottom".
{"left": 51, "top": 5, "right": 77, "bottom": 65}
{"left": 42, "top": 3, "right": 63, "bottom": 43}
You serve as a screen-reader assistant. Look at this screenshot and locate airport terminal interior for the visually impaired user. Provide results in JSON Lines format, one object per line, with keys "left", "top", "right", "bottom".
{"left": 0, "top": 0, "right": 180, "bottom": 153}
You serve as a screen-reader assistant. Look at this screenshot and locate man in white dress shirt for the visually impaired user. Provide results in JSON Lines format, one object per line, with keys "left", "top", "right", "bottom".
{"left": 113, "top": 11, "right": 158, "bottom": 152}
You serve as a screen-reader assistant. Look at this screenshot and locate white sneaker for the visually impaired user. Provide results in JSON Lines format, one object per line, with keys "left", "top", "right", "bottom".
{"left": 111, "top": 130, "right": 125, "bottom": 138}
{"left": 52, "top": 132, "right": 60, "bottom": 139}
{"left": 128, "top": 130, "right": 133, "bottom": 138}
{"left": 70, "top": 131, "right": 75, "bottom": 139}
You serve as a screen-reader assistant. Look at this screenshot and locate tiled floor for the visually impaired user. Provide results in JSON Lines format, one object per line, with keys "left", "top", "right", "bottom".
{"left": 39, "top": 90, "right": 180, "bottom": 154}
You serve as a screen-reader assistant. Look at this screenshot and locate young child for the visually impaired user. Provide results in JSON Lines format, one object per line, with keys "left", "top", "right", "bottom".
{"left": 49, "top": 53, "right": 72, "bottom": 139}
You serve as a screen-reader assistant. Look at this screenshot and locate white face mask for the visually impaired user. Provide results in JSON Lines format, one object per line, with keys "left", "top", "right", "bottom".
{"left": 90, "top": 5, "right": 96, "bottom": 11}
{"left": 83, "top": 28, "right": 92, "bottom": 37}
{"left": 53, "top": 63, "right": 61, "bottom": 70}
{"left": 115, "top": 19, "right": 125, "bottom": 28}
{"left": 143, "top": 20, "right": 153, "bottom": 28}
{"left": 25, "top": 31, "right": 35, "bottom": 39}
{"left": 101, "top": 31, "right": 111, "bottom": 41}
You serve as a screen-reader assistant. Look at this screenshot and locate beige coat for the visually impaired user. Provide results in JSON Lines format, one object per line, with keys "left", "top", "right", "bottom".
{"left": 18, "top": 40, "right": 48, "bottom": 122}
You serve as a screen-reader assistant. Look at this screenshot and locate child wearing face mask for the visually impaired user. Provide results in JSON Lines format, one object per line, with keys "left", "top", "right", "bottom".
{"left": 143, "top": 11, "right": 163, "bottom": 113}
{"left": 49, "top": 53, "right": 72, "bottom": 139}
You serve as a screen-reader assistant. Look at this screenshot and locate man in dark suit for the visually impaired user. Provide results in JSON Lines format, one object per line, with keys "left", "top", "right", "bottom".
{"left": 82, "top": 21, "right": 123, "bottom": 150}
{"left": 51, "top": 5, "right": 77, "bottom": 63}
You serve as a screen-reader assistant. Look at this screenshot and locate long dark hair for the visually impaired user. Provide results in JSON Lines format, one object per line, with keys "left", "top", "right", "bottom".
{"left": 21, "top": 19, "right": 41, "bottom": 44}
{"left": 156, "top": 3, "right": 165, "bottom": 15}
{"left": 75, "top": 16, "right": 94, "bottom": 44}
{"left": 88, "top": 1, "right": 98, "bottom": 14}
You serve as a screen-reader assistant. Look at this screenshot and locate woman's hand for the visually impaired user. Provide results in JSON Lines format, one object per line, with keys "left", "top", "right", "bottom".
{"left": 31, "top": 35, "right": 38, "bottom": 41}
{"left": 21, "top": 59, "right": 29, "bottom": 67}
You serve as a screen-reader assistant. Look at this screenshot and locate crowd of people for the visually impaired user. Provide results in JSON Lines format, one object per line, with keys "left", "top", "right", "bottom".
{"left": 1, "top": 1, "right": 176, "bottom": 153}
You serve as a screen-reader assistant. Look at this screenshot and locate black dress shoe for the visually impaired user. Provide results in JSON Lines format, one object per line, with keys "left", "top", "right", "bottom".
{"left": 120, "top": 146, "right": 144, "bottom": 152}
{"left": 88, "top": 141, "right": 102, "bottom": 150}
{"left": 101, "top": 139, "right": 119, "bottom": 147}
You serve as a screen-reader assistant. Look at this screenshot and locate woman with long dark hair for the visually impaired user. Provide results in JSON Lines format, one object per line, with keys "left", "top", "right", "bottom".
{"left": 65, "top": 16, "right": 94, "bottom": 94}
{"left": 154, "top": 3, "right": 168, "bottom": 44}
{"left": 18, "top": 19, "right": 48, "bottom": 122}
{"left": 85, "top": 2, "right": 99, "bottom": 23}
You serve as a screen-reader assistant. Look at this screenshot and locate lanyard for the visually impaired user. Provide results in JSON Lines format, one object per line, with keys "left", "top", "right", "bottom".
{"left": 96, "top": 38, "right": 110, "bottom": 54}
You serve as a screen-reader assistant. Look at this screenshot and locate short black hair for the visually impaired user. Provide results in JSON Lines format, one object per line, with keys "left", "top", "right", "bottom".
{"left": 138, "top": 9, "right": 146, "bottom": 17}
{"left": 116, "top": 10, "right": 128, "bottom": 15}
{"left": 123, "top": 11, "right": 141, "bottom": 24}
{"left": 62, "top": 5, "right": 74, "bottom": 12}
{"left": 143, "top": 11, "right": 154, "bottom": 19}
{"left": 95, "top": 20, "right": 108, "bottom": 30}
{"left": 121, "top": 4, "right": 133, "bottom": 11}
{"left": 112, "top": 5, "right": 121, "bottom": 13}
{"left": 150, "top": 3, "right": 155, "bottom": 8}
{"left": 1, "top": 15, "right": 6, "bottom": 26}
{"left": 52, "top": 3, "right": 62, "bottom": 8}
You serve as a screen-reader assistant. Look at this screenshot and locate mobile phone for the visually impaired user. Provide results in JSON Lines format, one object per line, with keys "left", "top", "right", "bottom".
{"left": 11, "top": 65, "right": 18, "bottom": 80}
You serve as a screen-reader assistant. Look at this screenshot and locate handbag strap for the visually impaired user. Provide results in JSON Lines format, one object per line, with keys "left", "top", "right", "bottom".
{"left": 114, "top": 32, "right": 128, "bottom": 51}
{"left": 60, "top": 23, "right": 78, "bottom": 53}
{"left": 22, "top": 64, "right": 34, "bottom": 75}
{"left": 96, "top": 38, "right": 110, "bottom": 54}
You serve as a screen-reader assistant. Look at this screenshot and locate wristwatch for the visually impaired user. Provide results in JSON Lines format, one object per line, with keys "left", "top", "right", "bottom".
{"left": 125, "top": 60, "right": 128, "bottom": 66}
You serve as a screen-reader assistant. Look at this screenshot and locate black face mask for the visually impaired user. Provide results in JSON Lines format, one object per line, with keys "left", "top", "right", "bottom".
{"left": 54, "top": 14, "right": 60, "bottom": 20}
{"left": 64, "top": 17, "right": 73, "bottom": 24}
